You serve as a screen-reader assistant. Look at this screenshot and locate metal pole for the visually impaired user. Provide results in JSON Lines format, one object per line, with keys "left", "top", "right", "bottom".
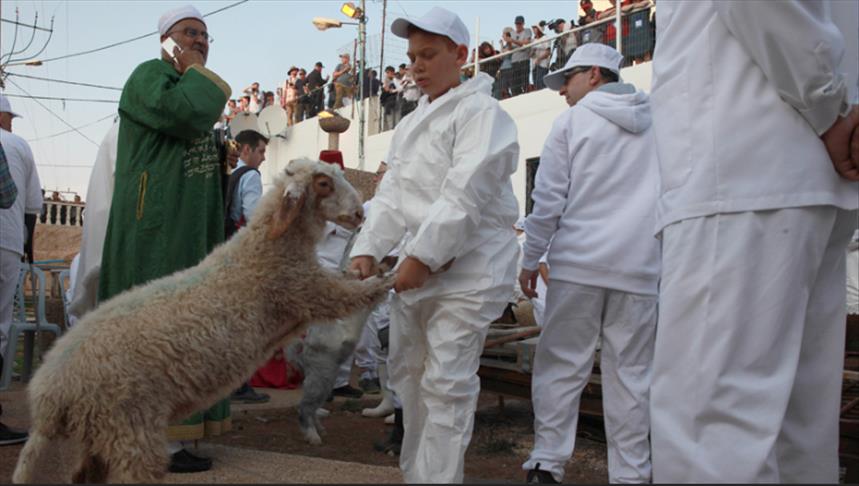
{"left": 615, "top": 0, "right": 623, "bottom": 58}
{"left": 378, "top": 0, "right": 387, "bottom": 133}
{"left": 358, "top": 0, "right": 366, "bottom": 170}
{"left": 474, "top": 16, "right": 480, "bottom": 74}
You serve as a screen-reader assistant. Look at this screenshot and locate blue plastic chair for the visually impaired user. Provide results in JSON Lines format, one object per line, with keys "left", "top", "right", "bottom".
{"left": 0, "top": 262, "right": 63, "bottom": 390}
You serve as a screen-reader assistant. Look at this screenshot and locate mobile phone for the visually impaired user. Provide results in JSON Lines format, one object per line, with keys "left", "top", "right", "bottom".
{"left": 161, "top": 37, "right": 181, "bottom": 60}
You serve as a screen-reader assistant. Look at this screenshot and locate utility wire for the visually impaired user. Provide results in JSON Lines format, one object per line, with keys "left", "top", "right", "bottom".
{"left": 20, "top": 0, "right": 249, "bottom": 65}
{"left": 6, "top": 78, "right": 99, "bottom": 146}
{"left": 27, "top": 113, "right": 115, "bottom": 142}
{"left": 3, "top": 93, "right": 118, "bottom": 103}
{"left": 0, "top": 17, "right": 51, "bottom": 33}
{"left": 5, "top": 72, "right": 122, "bottom": 90}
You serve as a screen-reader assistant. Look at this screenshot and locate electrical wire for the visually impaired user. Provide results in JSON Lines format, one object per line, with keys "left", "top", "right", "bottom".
{"left": 3, "top": 93, "right": 118, "bottom": 103}
{"left": 5, "top": 72, "right": 123, "bottom": 90}
{"left": 6, "top": 78, "right": 99, "bottom": 146}
{"left": 24, "top": 0, "right": 249, "bottom": 65}
{"left": 27, "top": 113, "right": 115, "bottom": 142}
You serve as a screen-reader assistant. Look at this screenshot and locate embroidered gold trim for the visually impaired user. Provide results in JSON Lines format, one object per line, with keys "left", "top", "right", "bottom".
{"left": 136, "top": 171, "right": 148, "bottom": 220}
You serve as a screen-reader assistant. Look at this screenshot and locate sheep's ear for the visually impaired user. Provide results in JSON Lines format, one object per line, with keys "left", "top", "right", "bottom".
{"left": 267, "top": 186, "right": 306, "bottom": 240}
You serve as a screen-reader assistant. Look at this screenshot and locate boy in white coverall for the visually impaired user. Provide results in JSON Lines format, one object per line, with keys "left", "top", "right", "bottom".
{"left": 519, "top": 43, "right": 661, "bottom": 484}
{"left": 649, "top": 1, "right": 859, "bottom": 482}
{"left": 349, "top": 6, "right": 520, "bottom": 483}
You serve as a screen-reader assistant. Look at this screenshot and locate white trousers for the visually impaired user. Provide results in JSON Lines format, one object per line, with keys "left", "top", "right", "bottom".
{"left": 389, "top": 292, "right": 507, "bottom": 483}
{"left": 523, "top": 280, "right": 657, "bottom": 483}
{"left": 354, "top": 295, "right": 391, "bottom": 374}
{"left": 0, "top": 249, "right": 21, "bottom": 359}
{"left": 651, "top": 207, "right": 856, "bottom": 483}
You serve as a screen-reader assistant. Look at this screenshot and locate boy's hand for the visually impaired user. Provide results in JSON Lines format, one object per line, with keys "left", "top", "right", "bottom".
{"left": 519, "top": 268, "right": 538, "bottom": 299}
{"left": 350, "top": 256, "right": 378, "bottom": 280}
{"left": 394, "top": 256, "right": 431, "bottom": 293}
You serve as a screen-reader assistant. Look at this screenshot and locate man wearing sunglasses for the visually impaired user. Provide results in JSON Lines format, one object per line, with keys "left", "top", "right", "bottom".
{"left": 520, "top": 43, "right": 660, "bottom": 483}
{"left": 98, "top": 4, "right": 232, "bottom": 475}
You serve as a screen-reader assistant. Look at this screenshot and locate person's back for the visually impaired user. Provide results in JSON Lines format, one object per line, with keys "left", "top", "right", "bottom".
{"left": 538, "top": 84, "right": 659, "bottom": 293}
{"left": 649, "top": 1, "right": 859, "bottom": 483}
{"left": 651, "top": 1, "right": 857, "bottom": 230}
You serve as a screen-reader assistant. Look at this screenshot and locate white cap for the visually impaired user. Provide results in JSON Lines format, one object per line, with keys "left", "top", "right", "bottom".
{"left": 158, "top": 5, "right": 205, "bottom": 36}
{"left": 391, "top": 7, "right": 470, "bottom": 48}
{"left": 0, "top": 95, "right": 21, "bottom": 119}
{"left": 544, "top": 43, "right": 623, "bottom": 91}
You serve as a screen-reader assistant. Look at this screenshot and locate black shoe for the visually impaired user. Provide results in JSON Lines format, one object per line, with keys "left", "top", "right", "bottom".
{"left": 168, "top": 449, "right": 212, "bottom": 473}
{"left": 358, "top": 377, "right": 381, "bottom": 395}
{"left": 230, "top": 382, "right": 270, "bottom": 404}
{"left": 526, "top": 463, "right": 559, "bottom": 484}
{"left": 0, "top": 422, "right": 28, "bottom": 446}
{"left": 331, "top": 385, "right": 364, "bottom": 399}
{"left": 373, "top": 408, "right": 403, "bottom": 455}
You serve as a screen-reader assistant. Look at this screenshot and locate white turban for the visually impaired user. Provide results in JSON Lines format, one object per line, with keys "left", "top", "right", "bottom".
{"left": 158, "top": 5, "right": 205, "bottom": 36}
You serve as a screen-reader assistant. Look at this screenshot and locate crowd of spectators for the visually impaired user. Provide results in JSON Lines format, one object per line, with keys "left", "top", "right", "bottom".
{"left": 472, "top": 0, "right": 655, "bottom": 101}
{"left": 222, "top": 0, "right": 655, "bottom": 132}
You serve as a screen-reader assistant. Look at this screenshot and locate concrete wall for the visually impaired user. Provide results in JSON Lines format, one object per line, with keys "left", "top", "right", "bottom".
{"left": 263, "top": 61, "right": 653, "bottom": 215}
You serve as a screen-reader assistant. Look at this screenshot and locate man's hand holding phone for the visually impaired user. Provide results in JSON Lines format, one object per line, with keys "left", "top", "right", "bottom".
{"left": 161, "top": 37, "right": 204, "bottom": 74}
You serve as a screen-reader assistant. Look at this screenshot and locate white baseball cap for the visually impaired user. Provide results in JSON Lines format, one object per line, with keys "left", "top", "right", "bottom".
{"left": 0, "top": 95, "right": 22, "bottom": 119}
{"left": 544, "top": 43, "right": 623, "bottom": 91}
{"left": 390, "top": 7, "right": 470, "bottom": 48}
{"left": 158, "top": 5, "right": 205, "bottom": 36}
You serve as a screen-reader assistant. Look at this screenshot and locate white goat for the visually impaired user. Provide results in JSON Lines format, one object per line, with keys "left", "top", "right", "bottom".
{"left": 12, "top": 159, "right": 393, "bottom": 484}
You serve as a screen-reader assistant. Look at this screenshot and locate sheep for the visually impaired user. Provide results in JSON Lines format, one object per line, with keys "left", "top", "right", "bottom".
{"left": 12, "top": 158, "right": 394, "bottom": 484}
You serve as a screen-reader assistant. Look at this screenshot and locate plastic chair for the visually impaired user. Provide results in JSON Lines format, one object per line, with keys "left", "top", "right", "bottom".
{"left": 0, "top": 262, "right": 63, "bottom": 391}
{"left": 57, "top": 269, "right": 71, "bottom": 329}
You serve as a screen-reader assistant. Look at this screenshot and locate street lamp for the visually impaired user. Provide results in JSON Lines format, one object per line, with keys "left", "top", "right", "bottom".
{"left": 312, "top": 1, "right": 367, "bottom": 170}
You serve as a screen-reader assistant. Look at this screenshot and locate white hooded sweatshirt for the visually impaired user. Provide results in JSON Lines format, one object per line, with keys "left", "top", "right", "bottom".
{"left": 523, "top": 83, "right": 660, "bottom": 296}
{"left": 350, "top": 72, "right": 521, "bottom": 305}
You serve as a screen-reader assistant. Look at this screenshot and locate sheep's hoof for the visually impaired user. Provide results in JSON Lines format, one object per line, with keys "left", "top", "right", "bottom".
{"left": 315, "top": 408, "right": 330, "bottom": 418}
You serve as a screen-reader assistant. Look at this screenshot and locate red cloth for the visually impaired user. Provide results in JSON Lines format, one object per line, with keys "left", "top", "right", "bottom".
{"left": 318, "top": 150, "right": 345, "bottom": 170}
{"left": 250, "top": 349, "right": 303, "bottom": 389}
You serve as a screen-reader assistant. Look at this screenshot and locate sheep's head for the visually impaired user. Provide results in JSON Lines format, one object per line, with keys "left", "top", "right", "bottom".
{"left": 267, "top": 159, "right": 364, "bottom": 240}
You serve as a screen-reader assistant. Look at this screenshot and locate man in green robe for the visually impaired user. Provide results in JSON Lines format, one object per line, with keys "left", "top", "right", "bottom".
{"left": 98, "top": 5, "right": 233, "bottom": 474}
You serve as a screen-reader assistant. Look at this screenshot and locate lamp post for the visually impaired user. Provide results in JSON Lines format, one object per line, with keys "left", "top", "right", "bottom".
{"left": 312, "top": 1, "right": 368, "bottom": 171}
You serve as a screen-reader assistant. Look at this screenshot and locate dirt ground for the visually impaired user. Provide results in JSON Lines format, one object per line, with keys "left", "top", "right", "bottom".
{"left": 206, "top": 392, "right": 609, "bottom": 483}
{"left": 0, "top": 383, "right": 608, "bottom": 483}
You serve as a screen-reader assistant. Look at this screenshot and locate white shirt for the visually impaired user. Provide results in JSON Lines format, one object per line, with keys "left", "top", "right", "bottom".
{"left": 351, "top": 73, "right": 520, "bottom": 305}
{"left": 0, "top": 129, "right": 42, "bottom": 256}
{"left": 317, "top": 221, "right": 354, "bottom": 272}
{"left": 651, "top": 1, "right": 858, "bottom": 232}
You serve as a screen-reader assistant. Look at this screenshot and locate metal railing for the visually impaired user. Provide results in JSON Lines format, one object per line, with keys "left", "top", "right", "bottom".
{"left": 38, "top": 201, "right": 84, "bottom": 227}
{"left": 463, "top": 4, "right": 655, "bottom": 101}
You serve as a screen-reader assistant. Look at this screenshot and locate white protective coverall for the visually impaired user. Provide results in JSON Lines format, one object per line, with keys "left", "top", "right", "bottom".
{"left": 69, "top": 118, "right": 119, "bottom": 318}
{"left": 315, "top": 220, "right": 358, "bottom": 389}
{"left": 650, "top": 1, "right": 859, "bottom": 482}
{"left": 521, "top": 82, "right": 660, "bottom": 483}
{"left": 350, "top": 72, "right": 520, "bottom": 483}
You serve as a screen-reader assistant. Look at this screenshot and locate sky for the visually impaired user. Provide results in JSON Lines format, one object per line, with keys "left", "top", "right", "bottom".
{"left": 0, "top": 1, "right": 601, "bottom": 198}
